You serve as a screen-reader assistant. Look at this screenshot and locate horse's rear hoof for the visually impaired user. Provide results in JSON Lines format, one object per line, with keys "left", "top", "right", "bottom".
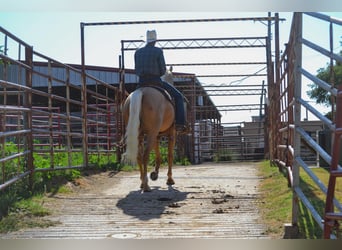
{"left": 150, "top": 171, "right": 158, "bottom": 181}
{"left": 167, "top": 178, "right": 175, "bottom": 185}
{"left": 140, "top": 183, "right": 151, "bottom": 192}
{"left": 142, "top": 186, "right": 151, "bottom": 192}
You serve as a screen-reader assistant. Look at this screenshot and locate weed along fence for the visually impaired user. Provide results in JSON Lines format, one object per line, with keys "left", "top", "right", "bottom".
{"left": 270, "top": 13, "right": 342, "bottom": 239}
{"left": 0, "top": 27, "right": 120, "bottom": 191}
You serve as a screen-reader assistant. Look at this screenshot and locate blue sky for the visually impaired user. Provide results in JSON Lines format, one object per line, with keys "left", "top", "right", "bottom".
{"left": 1, "top": 11, "right": 342, "bottom": 123}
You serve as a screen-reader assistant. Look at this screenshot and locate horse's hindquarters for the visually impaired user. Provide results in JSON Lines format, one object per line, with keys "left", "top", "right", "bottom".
{"left": 122, "top": 86, "right": 176, "bottom": 191}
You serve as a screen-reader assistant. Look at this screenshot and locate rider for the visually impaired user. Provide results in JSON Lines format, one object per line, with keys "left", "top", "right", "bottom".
{"left": 134, "top": 30, "right": 190, "bottom": 134}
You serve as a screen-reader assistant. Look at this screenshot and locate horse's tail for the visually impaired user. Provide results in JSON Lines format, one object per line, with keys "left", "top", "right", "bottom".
{"left": 122, "top": 89, "right": 143, "bottom": 165}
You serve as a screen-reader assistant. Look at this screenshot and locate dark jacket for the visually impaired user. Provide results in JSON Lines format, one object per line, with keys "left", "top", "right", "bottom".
{"left": 134, "top": 43, "right": 166, "bottom": 78}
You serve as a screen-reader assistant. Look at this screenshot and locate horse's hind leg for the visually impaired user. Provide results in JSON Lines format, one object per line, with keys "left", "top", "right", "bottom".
{"left": 137, "top": 135, "right": 148, "bottom": 191}
{"left": 166, "top": 129, "right": 176, "bottom": 186}
{"left": 150, "top": 136, "right": 161, "bottom": 181}
{"left": 141, "top": 134, "right": 158, "bottom": 192}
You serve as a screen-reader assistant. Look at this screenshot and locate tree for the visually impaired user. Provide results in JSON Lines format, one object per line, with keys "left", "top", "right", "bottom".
{"left": 0, "top": 45, "right": 5, "bottom": 65}
{"left": 307, "top": 51, "right": 342, "bottom": 119}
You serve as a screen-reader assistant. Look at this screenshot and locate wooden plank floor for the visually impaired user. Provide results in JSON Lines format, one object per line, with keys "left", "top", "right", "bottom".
{"left": 1, "top": 162, "right": 269, "bottom": 239}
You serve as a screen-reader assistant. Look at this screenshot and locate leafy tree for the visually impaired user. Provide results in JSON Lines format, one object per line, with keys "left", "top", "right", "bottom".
{"left": 307, "top": 50, "right": 342, "bottom": 119}
{"left": 0, "top": 45, "right": 8, "bottom": 65}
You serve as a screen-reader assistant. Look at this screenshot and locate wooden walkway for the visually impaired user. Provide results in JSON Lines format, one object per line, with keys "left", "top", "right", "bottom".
{"left": 1, "top": 162, "right": 269, "bottom": 239}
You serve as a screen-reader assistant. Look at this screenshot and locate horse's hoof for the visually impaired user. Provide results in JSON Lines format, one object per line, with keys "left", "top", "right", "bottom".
{"left": 150, "top": 171, "right": 158, "bottom": 181}
{"left": 166, "top": 178, "right": 175, "bottom": 186}
{"left": 143, "top": 186, "right": 151, "bottom": 192}
{"left": 140, "top": 183, "right": 151, "bottom": 192}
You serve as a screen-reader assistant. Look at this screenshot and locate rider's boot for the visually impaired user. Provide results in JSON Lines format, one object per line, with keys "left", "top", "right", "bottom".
{"left": 176, "top": 123, "right": 191, "bottom": 135}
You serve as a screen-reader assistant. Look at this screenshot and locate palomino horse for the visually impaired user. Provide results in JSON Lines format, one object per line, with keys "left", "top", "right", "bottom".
{"left": 122, "top": 70, "right": 176, "bottom": 192}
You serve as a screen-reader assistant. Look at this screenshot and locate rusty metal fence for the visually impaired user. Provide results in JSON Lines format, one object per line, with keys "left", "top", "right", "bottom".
{"left": 0, "top": 26, "right": 120, "bottom": 191}
{"left": 270, "top": 13, "right": 342, "bottom": 239}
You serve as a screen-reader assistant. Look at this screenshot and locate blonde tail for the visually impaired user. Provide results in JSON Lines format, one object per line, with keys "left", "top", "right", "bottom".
{"left": 122, "top": 89, "right": 142, "bottom": 165}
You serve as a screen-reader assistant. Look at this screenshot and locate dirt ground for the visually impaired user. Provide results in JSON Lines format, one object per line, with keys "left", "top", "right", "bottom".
{"left": 1, "top": 162, "right": 269, "bottom": 239}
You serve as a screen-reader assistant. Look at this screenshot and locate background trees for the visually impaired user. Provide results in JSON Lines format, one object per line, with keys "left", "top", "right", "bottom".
{"left": 307, "top": 50, "right": 342, "bottom": 120}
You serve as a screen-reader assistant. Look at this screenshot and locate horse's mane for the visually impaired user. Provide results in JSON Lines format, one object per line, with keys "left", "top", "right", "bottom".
{"left": 162, "top": 67, "right": 174, "bottom": 85}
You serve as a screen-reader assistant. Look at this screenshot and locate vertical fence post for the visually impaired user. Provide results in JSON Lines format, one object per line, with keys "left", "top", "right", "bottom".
{"left": 292, "top": 12, "right": 303, "bottom": 227}
{"left": 47, "top": 60, "right": 54, "bottom": 168}
{"left": 24, "top": 45, "right": 34, "bottom": 189}
{"left": 329, "top": 21, "right": 335, "bottom": 122}
{"left": 80, "top": 23, "right": 89, "bottom": 167}
{"left": 117, "top": 53, "right": 124, "bottom": 163}
{"left": 273, "top": 13, "right": 280, "bottom": 162}
{"left": 266, "top": 13, "right": 275, "bottom": 162}
{"left": 191, "top": 76, "right": 197, "bottom": 164}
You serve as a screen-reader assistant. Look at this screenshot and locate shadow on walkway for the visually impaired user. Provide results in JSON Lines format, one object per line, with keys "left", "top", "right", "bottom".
{"left": 116, "top": 186, "right": 189, "bottom": 221}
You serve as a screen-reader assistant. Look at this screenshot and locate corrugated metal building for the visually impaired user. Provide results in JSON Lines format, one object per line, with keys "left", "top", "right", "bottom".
{"left": 1, "top": 62, "right": 218, "bottom": 115}
{"left": 0, "top": 62, "right": 138, "bottom": 87}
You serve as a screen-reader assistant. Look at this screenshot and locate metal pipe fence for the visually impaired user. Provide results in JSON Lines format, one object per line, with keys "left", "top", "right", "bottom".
{"left": 271, "top": 12, "right": 342, "bottom": 239}
{"left": 0, "top": 26, "right": 120, "bottom": 191}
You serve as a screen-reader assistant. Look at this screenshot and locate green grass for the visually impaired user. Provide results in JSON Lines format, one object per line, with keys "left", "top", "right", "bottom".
{"left": 298, "top": 167, "right": 342, "bottom": 238}
{"left": 0, "top": 141, "right": 188, "bottom": 233}
{"left": 0, "top": 195, "right": 59, "bottom": 233}
{"left": 258, "top": 160, "right": 342, "bottom": 239}
{"left": 258, "top": 160, "right": 293, "bottom": 237}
